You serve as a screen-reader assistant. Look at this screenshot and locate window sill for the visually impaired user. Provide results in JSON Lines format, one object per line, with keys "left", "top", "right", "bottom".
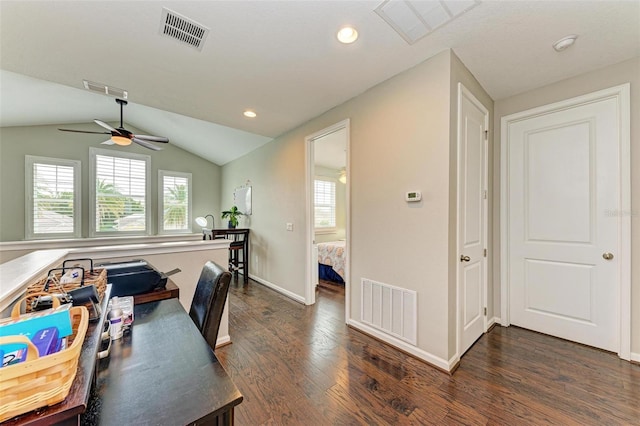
{"left": 315, "top": 228, "right": 337, "bottom": 235}
{"left": 0, "top": 234, "right": 204, "bottom": 251}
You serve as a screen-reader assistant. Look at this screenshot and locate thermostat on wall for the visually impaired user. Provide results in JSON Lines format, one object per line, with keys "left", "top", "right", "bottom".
{"left": 405, "top": 191, "right": 422, "bottom": 202}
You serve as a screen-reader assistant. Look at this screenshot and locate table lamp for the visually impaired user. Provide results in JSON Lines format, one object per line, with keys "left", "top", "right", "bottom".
{"left": 195, "top": 214, "right": 214, "bottom": 240}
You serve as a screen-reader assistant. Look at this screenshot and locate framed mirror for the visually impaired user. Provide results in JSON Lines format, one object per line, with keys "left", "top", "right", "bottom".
{"left": 234, "top": 186, "right": 252, "bottom": 215}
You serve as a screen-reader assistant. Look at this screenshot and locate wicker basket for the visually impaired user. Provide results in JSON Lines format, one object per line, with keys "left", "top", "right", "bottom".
{"left": 25, "top": 258, "right": 106, "bottom": 313}
{"left": 0, "top": 294, "right": 89, "bottom": 422}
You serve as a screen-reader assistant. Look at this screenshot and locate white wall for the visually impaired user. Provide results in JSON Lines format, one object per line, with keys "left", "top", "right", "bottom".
{"left": 222, "top": 51, "right": 638, "bottom": 366}
{"left": 222, "top": 50, "right": 460, "bottom": 366}
{"left": 493, "top": 57, "right": 640, "bottom": 357}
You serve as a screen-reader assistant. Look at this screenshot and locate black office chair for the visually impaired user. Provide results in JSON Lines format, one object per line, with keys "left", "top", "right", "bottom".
{"left": 188, "top": 261, "right": 232, "bottom": 351}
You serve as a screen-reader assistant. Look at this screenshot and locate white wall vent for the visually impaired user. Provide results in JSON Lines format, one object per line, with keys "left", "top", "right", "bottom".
{"left": 83, "top": 80, "right": 128, "bottom": 99}
{"left": 375, "top": 0, "right": 481, "bottom": 45}
{"left": 159, "top": 8, "right": 209, "bottom": 51}
{"left": 361, "top": 278, "right": 417, "bottom": 345}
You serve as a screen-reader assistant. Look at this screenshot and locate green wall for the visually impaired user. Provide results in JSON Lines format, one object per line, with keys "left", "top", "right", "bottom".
{"left": 0, "top": 122, "right": 221, "bottom": 241}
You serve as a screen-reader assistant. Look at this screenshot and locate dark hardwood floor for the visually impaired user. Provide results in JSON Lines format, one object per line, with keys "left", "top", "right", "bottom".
{"left": 216, "top": 279, "right": 640, "bottom": 425}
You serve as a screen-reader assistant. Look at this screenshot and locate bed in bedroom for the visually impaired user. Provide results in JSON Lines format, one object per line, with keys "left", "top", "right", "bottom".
{"left": 317, "top": 240, "right": 346, "bottom": 284}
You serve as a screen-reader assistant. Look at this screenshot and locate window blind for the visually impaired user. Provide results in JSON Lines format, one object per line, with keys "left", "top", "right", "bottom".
{"left": 95, "top": 153, "right": 147, "bottom": 232}
{"left": 314, "top": 179, "right": 336, "bottom": 228}
{"left": 32, "top": 162, "right": 76, "bottom": 234}
{"left": 161, "top": 173, "right": 190, "bottom": 231}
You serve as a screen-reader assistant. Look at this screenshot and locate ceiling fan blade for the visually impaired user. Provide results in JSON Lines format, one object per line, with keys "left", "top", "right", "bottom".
{"left": 132, "top": 137, "right": 162, "bottom": 151}
{"left": 133, "top": 134, "right": 169, "bottom": 143}
{"left": 101, "top": 139, "right": 115, "bottom": 145}
{"left": 94, "top": 119, "right": 118, "bottom": 133}
{"left": 59, "top": 128, "right": 111, "bottom": 135}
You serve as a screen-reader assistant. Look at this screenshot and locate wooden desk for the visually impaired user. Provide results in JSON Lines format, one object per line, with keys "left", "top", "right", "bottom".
{"left": 132, "top": 279, "right": 179, "bottom": 305}
{"left": 208, "top": 228, "right": 250, "bottom": 283}
{"left": 83, "top": 299, "right": 243, "bottom": 425}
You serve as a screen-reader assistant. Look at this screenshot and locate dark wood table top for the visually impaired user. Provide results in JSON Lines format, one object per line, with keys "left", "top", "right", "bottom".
{"left": 210, "top": 228, "right": 250, "bottom": 233}
{"left": 84, "top": 298, "right": 243, "bottom": 425}
{"left": 131, "top": 280, "right": 179, "bottom": 305}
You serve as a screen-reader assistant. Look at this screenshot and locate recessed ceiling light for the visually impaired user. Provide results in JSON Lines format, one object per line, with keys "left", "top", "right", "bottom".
{"left": 552, "top": 35, "right": 578, "bottom": 52}
{"left": 337, "top": 26, "right": 358, "bottom": 44}
{"left": 243, "top": 110, "right": 257, "bottom": 118}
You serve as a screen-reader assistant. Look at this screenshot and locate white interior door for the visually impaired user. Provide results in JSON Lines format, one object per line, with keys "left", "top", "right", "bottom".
{"left": 506, "top": 93, "right": 622, "bottom": 352}
{"left": 457, "top": 84, "right": 488, "bottom": 356}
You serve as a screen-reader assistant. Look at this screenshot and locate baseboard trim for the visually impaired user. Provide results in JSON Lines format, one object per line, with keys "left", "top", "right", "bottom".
{"left": 248, "top": 274, "right": 306, "bottom": 304}
{"left": 216, "top": 335, "right": 231, "bottom": 348}
{"left": 488, "top": 316, "right": 501, "bottom": 329}
{"left": 347, "top": 319, "right": 453, "bottom": 372}
{"left": 631, "top": 352, "right": 640, "bottom": 364}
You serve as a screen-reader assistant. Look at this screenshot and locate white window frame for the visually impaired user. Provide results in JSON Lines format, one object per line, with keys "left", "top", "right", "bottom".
{"left": 158, "top": 170, "right": 192, "bottom": 234}
{"left": 89, "top": 147, "right": 151, "bottom": 237}
{"left": 314, "top": 177, "right": 337, "bottom": 234}
{"left": 25, "top": 155, "right": 81, "bottom": 240}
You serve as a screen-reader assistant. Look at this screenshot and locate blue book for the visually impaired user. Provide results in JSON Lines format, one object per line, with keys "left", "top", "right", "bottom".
{"left": 31, "top": 327, "right": 60, "bottom": 356}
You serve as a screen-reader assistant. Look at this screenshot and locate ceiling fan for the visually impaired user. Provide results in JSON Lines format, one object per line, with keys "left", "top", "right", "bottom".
{"left": 58, "top": 98, "right": 169, "bottom": 151}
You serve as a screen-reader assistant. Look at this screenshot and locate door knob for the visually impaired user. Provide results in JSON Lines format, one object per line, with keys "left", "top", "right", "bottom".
{"left": 460, "top": 255, "right": 471, "bottom": 262}
{"left": 602, "top": 252, "right": 614, "bottom": 260}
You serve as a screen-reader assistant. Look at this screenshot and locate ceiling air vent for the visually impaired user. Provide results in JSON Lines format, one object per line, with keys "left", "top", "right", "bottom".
{"left": 159, "top": 8, "right": 209, "bottom": 51}
{"left": 83, "top": 80, "right": 128, "bottom": 99}
{"left": 375, "top": 0, "right": 481, "bottom": 45}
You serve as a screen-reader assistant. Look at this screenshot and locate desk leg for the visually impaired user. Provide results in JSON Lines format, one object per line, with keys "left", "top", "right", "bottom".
{"left": 196, "top": 407, "right": 234, "bottom": 425}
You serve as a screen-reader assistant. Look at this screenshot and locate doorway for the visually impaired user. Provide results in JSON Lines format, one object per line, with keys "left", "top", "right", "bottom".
{"left": 305, "top": 119, "right": 350, "bottom": 316}
{"left": 500, "top": 84, "right": 631, "bottom": 359}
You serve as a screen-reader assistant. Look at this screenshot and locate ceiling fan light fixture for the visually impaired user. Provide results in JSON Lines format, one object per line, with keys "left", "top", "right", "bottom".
{"left": 59, "top": 98, "right": 168, "bottom": 151}
{"left": 111, "top": 135, "right": 132, "bottom": 146}
{"left": 339, "top": 168, "right": 347, "bottom": 184}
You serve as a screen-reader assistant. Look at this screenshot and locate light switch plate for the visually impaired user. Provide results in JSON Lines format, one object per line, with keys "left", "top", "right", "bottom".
{"left": 286, "top": 223, "right": 293, "bottom": 231}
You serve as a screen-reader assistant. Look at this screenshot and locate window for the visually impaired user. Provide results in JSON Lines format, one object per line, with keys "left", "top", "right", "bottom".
{"left": 314, "top": 178, "right": 336, "bottom": 231}
{"left": 158, "top": 170, "right": 192, "bottom": 234}
{"left": 90, "top": 148, "right": 150, "bottom": 236}
{"left": 25, "top": 156, "right": 81, "bottom": 239}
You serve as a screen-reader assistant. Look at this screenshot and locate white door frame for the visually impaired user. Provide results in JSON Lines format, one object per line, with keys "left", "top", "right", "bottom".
{"left": 456, "top": 83, "right": 489, "bottom": 360}
{"left": 500, "top": 84, "right": 631, "bottom": 360}
{"left": 304, "top": 119, "right": 351, "bottom": 318}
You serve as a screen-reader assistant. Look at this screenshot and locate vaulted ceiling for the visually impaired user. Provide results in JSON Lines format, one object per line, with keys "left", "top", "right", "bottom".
{"left": 1, "top": 1, "right": 638, "bottom": 165}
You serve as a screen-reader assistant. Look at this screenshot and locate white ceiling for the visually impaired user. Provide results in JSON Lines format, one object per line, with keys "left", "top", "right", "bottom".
{"left": 1, "top": 1, "right": 638, "bottom": 165}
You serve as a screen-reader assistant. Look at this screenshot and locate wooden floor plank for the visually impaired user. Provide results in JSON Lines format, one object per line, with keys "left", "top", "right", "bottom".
{"left": 216, "top": 278, "right": 640, "bottom": 426}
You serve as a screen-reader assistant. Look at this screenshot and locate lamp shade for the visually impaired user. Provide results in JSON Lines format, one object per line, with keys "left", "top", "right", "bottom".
{"left": 111, "top": 135, "right": 132, "bottom": 146}
{"left": 195, "top": 214, "right": 214, "bottom": 228}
